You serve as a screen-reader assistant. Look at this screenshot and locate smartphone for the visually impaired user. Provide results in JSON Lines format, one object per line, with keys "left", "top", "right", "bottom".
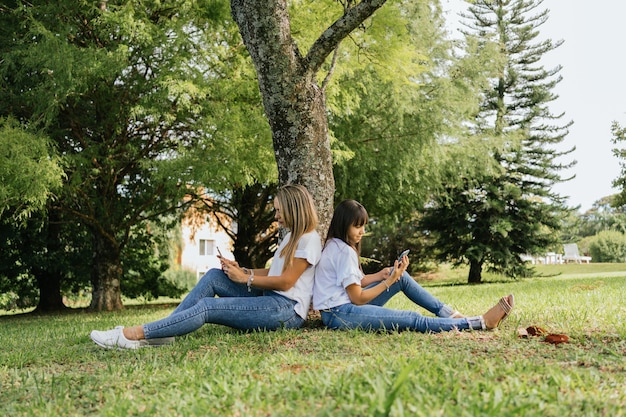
{"left": 217, "top": 247, "right": 225, "bottom": 270}
{"left": 389, "top": 249, "right": 410, "bottom": 275}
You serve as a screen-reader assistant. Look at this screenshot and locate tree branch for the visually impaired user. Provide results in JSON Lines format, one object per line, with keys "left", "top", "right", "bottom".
{"left": 305, "top": 0, "right": 387, "bottom": 74}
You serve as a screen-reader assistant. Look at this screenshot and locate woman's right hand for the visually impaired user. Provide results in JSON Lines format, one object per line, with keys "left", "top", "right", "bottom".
{"left": 389, "top": 255, "right": 409, "bottom": 282}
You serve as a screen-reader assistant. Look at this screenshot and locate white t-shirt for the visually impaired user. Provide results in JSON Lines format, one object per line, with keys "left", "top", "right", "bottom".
{"left": 313, "top": 238, "right": 363, "bottom": 310}
{"left": 270, "top": 230, "right": 322, "bottom": 319}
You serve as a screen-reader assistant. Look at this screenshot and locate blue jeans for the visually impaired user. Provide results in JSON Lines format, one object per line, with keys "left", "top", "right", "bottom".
{"left": 320, "top": 272, "right": 483, "bottom": 333}
{"left": 143, "top": 269, "right": 304, "bottom": 339}
{"left": 368, "top": 272, "right": 457, "bottom": 316}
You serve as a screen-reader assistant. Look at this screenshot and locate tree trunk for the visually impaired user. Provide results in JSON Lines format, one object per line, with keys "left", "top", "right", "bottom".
{"left": 34, "top": 208, "right": 67, "bottom": 312}
{"left": 34, "top": 269, "right": 67, "bottom": 312}
{"left": 89, "top": 232, "right": 123, "bottom": 311}
{"left": 270, "top": 77, "right": 335, "bottom": 237}
{"left": 468, "top": 259, "right": 483, "bottom": 284}
{"left": 230, "top": 0, "right": 334, "bottom": 236}
{"left": 230, "top": 0, "right": 389, "bottom": 236}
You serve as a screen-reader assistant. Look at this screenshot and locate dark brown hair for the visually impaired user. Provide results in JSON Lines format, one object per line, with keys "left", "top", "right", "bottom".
{"left": 325, "top": 199, "right": 368, "bottom": 255}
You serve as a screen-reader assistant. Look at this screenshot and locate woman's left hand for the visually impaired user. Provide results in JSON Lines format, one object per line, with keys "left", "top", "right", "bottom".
{"left": 380, "top": 267, "right": 393, "bottom": 281}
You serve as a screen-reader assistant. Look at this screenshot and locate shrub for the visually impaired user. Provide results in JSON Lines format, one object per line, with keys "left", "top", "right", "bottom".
{"left": 163, "top": 268, "right": 197, "bottom": 291}
{"left": 588, "top": 230, "right": 626, "bottom": 262}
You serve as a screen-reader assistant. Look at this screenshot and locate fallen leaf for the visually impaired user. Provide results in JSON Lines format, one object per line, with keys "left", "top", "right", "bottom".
{"left": 526, "top": 325, "right": 548, "bottom": 336}
{"left": 544, "top": 334, "right": 569, "bottom": 345}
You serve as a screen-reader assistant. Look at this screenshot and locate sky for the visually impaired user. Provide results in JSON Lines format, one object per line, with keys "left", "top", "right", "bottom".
{"left": 441, "top": 0, "right": 626, "bottom": 213}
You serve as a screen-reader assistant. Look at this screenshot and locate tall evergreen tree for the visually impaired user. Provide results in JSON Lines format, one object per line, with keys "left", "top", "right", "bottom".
{"left": 420, "top": 0, "right": 574, "bottom": 283}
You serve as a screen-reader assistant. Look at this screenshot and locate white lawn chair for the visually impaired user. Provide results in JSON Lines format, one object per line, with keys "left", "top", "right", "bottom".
{"left": 562, "top": 243, "right": 591, "bottom": 264}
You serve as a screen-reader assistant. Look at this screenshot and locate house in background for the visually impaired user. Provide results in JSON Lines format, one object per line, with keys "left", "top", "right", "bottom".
{"left": 178, "top": 195, "right": 235, "bottom": 280}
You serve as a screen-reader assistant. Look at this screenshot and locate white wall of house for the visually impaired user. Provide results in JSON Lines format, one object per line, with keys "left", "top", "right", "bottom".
{"left": 179, "top": 220, "right": 234, "bottom": 281}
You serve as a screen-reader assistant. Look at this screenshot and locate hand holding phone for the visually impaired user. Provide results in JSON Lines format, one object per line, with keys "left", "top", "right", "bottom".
{"left": 389, "top": 249, "right": 410, "bottom": 276}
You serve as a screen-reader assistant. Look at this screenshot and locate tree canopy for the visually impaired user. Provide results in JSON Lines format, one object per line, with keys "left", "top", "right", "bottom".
{"left": 0, "top": 0, "right": 276, "bottom": 310}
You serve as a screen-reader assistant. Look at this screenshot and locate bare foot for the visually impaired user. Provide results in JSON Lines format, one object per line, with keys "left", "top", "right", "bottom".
{"left": 483, "top": 294, "right": 514, "bottom": 330}
{"left": 450, "top": 311, "right": 465, "bottom": 319}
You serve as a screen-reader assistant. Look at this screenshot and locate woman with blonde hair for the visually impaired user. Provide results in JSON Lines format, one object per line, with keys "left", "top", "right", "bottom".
{"left": 91, "top": 184, "right": 322, "bottom": 349}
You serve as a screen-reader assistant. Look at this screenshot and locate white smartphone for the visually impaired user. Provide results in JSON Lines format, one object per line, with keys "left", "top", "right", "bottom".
{"left": 389, "top": 249, "right": 410, "bottom": 275}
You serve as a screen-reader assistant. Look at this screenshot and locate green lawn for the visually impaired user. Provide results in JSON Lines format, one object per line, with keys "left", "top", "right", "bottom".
{"left": 1, "top": 264, "right": 625, "bottom": 416}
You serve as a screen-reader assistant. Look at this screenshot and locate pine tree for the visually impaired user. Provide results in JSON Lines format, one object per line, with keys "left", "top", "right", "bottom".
{"left": 420, "top": 0, "right": 575, "bottom": 283}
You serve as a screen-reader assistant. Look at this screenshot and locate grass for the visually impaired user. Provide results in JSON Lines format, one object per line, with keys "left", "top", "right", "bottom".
{"left": 1, "top": 264, "right": 626, "bottom": 416}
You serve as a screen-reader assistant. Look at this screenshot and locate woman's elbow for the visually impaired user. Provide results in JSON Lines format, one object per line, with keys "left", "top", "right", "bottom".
{"left": 276, "top": 281, "right": 296, "bottom": 292}
{"left": 349, "top": 297, "right": 368, "bottom": 306}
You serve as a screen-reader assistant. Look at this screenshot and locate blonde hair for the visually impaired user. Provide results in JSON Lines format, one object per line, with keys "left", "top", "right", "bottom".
{"left": 275, "top": 184, "right": 318, "bottom": 271}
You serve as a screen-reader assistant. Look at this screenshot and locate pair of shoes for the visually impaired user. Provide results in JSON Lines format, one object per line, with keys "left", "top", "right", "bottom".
{"left": 90, "top": 326, "right": 142, "bottom": 350}
{"left": 483, "top": 294, "right": 515, "bottom": 330}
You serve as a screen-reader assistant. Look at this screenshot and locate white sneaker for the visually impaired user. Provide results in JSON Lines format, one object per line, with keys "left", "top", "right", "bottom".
{"left": 90, "top": 326, "right": 142, "bottom": 350}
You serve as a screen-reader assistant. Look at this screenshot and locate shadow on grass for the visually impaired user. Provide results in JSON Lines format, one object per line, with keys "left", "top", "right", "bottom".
{"left": 0, "top": 301, "right": 180, "bottom": 320}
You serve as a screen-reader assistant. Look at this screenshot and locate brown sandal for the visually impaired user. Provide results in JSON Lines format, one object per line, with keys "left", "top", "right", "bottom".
{"left": 484, "top": 294, "right": 514, "bottom": 329}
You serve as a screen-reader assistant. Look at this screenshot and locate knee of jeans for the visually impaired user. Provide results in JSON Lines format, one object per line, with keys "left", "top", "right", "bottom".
{"left": 195, "top": 269, "right": 220, "bottom": 288}
{"left": 398, "top": 272, "right": 411, "bottom": 287}
{"left": 202, "top": 268, "right": 223, "bottom": 280}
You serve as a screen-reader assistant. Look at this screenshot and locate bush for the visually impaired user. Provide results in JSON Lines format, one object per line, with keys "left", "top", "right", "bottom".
{"left": 0, "top": 291, "right": 19, "bottom": 310}
{"left": 588, "top": 230, "right": 626, "bottom": 262}
{"left": 163, "top": 268, "right": 197, "bottom": 291}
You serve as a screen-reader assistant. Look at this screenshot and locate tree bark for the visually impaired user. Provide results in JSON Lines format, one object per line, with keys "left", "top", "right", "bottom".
{"left": 89, "top": 232, "right": 124, "bottom": 311}
{"left": 468, "top": 259, "right": 483, "bottom": 284}
{"left": 230, "top": 0, "right": 387, "bottom": 236}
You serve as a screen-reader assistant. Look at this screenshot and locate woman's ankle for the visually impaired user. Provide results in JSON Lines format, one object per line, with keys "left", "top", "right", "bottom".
{"left": 466, "top": 316, "right": 485, "bottom": 330}
{"left": 123, "top": 326, "right": 145, "bottom": 340}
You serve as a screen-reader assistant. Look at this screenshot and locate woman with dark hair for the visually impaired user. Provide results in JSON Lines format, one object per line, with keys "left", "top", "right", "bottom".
{"left": 313, "top": 199, "right": 514, "bottom": 333}
{"left": 91, "top": 184, "right": 322, "bottom": 349}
